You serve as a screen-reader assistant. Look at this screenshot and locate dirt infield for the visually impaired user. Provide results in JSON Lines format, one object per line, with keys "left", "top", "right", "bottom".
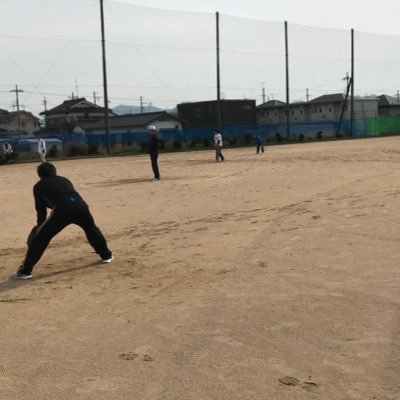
{"left": 1, "top": 137, "right": 400, "bottom": 400}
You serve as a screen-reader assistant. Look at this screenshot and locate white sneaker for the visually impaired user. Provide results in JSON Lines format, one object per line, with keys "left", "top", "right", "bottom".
{"left": 101, "top": 256, "right": 114, "bottom": 263}
{"left": 11, "top": 271, "right": 32, "bottom": 280}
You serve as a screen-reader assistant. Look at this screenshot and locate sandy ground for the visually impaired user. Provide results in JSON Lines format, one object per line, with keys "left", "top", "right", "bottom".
{"left": 1, "top": 137, "right": 400, "bottom": 400}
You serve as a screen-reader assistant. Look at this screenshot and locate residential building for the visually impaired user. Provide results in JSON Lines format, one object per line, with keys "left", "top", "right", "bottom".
{"left": 40, "top": 97, "right": 113, "bottom": 131}
{"left": 257, "top": 94, "right": 379, "bottom": 125}
{"left": 0, "top": 109, "right": 40, "bottom": 134}
{"left": 308, "top": 94, "right": 378, "bottom": 122}
{"left": 177, "top": 99, "right": 257, "bottom": 127}
{"left": 78, "top": 111, "right": 183, "bottom": 134}
{"left": 257, "top": 100, "right": 287, "bottom": 125}
{"left": 377, "top": 94, "right": 400, "bottom": 117}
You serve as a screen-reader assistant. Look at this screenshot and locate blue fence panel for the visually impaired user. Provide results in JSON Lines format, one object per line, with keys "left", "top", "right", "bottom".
{"left": 1, "top": 120, "right": 372, "bottom": 153}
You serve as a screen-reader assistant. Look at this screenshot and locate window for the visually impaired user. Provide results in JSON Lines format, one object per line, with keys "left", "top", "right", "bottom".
{"left": 329, "top": 107, "right": 332, "bottom": 112}
{"left": 193, "top": 107, "right": 203, "bottom": 119}
{"left": 242, "top": 105, "right": 251, "bottom": 110}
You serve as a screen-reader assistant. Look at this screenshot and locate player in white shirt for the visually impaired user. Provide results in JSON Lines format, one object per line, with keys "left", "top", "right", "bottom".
{"left": 38, "top": 137, "right": 46, "bottom": 162}
{"left": 213, "top": 129, "right": 225, "bottom": 162}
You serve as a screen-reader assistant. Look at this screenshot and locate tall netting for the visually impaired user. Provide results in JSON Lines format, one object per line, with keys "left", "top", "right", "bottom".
{"left": 355, "top": 31, "right": 400, "bottom": 97}
{"left": 0, "top": 0, "right": 103, "bottom": 113}
{"left": 218, "top": 15, "right": 285, "bottom": 103}
{"left": 286, "top": 23, "right": 351, "bottom": 102}
{"left": 1, "top": 0, "right": 400, "bottom": 119}
{"left": 0, "top": 0, "right": 216, "bottom": 115}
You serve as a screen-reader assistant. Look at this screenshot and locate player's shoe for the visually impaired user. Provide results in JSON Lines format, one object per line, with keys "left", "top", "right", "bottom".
{"left": 11, "top": 271, "right": 32, "bottom": 280}
{"left": 101, "top": 255, "right": 114, "bottom": 263}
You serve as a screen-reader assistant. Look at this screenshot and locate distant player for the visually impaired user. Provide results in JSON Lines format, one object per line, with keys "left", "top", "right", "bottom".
{"left": 38, "top": 137, "right": 46, "bottom": 162}
{"left": 147, "top": 125, "right": 161, "bottom": 180}
{"left": 12, "top": 162, "right": 113, "bottom": 280}
{"left": 1, "top": 139, "right": 14, "bottom": 163}
{"left": 213, "top": 128, "right": 225, "bottom": 162}
{"left": 254, "top": 135, "right": 265, "bottom": 154}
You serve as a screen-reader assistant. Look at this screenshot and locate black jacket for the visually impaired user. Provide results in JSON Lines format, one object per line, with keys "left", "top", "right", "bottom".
{"left": 33, "top": 176, "right": 85, "bottom": 225}
{"left": 149, "top": 135, "right": 159, "bottom": 153}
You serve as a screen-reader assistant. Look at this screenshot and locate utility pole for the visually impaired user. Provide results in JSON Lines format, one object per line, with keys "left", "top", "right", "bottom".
{"left": 306, "top": 88, "right": 310, "bottom": 102}
{"left": 93, "top": 91, "right": 100, "bottom": 104}
{"left": 397, "top": 90, "right": 399, "bottom": 101}
{"left": 75, "top": 78, "right": 79, "bottom": 98}
{"left": 140, "top": 96, "right": 144, "bottom": 114}
{"left": 10, "top": 85, "right": 23, "bottom": 130}
{"left": 216, "top": 11, "right": 222, "bottom": 128}
{"left": 262, "top": 87, "right": 266, "bottom": 104}
{"left": 343, "top": 72, "right": 350, "bottom": 91}
{"left": 284, "top": 21, "right": 290, "bottom": 140}
{"left": 99, "top": 0, "right": 111, "bottom": 154}
{"left": 350, "top": 29, "right": 354, "bottom": 137}
{"left": 42, "top": 96, "right": 47, "bottom": 111}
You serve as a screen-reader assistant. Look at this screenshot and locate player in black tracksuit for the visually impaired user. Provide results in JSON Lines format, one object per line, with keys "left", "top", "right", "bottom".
{"left": 12, "top": 162, "right": 112, "bottom": 279}
{"left": 148, "top": 126, "right": 160, "bottom": 180}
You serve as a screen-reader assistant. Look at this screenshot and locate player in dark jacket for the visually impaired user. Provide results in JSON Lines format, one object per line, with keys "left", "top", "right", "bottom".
{"left": 12, "top": 162, "right": 113, "bottom": 280}
{"left": 255, "top": 135, "right": 265, "bottom": 154}
{"left": 147, "top": 125, "right": 160, "bottom": 180}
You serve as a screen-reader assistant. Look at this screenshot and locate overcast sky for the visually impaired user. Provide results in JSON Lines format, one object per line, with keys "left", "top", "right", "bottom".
{"left": 1, "top": 0, "right": 400, "bottom": 117}
{"left": 120, "top": 0, "right": 400, "bottom": 35}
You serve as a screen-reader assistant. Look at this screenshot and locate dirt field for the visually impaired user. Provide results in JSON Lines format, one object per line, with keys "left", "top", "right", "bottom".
{"left": 1, "top": 137, "right": 400, "bottom": 400}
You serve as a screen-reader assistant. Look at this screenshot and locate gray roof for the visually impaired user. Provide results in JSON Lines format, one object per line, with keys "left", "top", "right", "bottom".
{"left": 377, "top": 94, "right": 400, "bottom": 106}
{"left": 0, "top": 110, "right": 40, "bottom": 122}
{"left": 78, "top": 111, "right": 182, "bottom": 130}
{"left": 257, "top": 100, "right": 286, "bottom": 109}
{"left": 309, "top": 93, "right": 346, "bottom": 103}
{"left": 40, "top": 97, "right": 109, "bottom": 116}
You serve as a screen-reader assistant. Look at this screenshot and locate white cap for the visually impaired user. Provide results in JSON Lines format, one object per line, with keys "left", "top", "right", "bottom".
{"left": 147, "top": 125, "right": 157, "bottom": 131}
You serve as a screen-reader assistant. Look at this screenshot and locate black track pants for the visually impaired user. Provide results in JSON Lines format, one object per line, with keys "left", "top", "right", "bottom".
{"left": 20, "top": 201, "right": 111, "bottom": 274}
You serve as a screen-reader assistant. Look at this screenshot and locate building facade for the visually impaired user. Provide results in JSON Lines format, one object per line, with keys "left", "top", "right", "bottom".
{"left": 177, "top": 99, "right": 257, "bottom": 127}
{"left": 257, "top": 94, "right": 379, "bottom": 125}
{"left": 0, "top": 109, "right": 40, "bottom": 134}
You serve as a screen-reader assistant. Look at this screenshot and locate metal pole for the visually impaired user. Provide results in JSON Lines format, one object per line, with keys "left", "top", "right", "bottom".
{"left": 350, "top": 28, "right": 354, "bottom": 137}
{"left": 285, "top": 21, "right": 290, "bottom": 139}
{"left": 216, "top": 11, "right": 222, "bottom": 128}
{"left": 99, "top": 0, "right": 111, "bottom": 154}
{"left": 10, "top": 85, "right": 23, "bottom": 130}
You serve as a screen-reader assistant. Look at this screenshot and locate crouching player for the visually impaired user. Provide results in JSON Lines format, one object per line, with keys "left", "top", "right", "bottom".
{"left": 12, "top": 162, "right": 113, "bottom": 280}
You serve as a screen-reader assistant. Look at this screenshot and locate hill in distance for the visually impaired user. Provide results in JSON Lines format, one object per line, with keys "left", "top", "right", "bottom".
{"left": 112, "top": 104, "right": 178, "bottom": 116}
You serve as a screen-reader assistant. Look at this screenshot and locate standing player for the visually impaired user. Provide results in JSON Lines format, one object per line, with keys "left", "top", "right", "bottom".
{"left": 254, "top": 135, "right": 265, "bottom": 154}
{"left": 147, "top": 125, "right": 160, "bottom": 180}
{"left": 11, "top": 162, "right": 113, "bottom": 280}
{"left": 213, "top": 128, "right": 225, "bottom": 162}
{"left": 38, "top": 137, "right": 46, "bottom": 162}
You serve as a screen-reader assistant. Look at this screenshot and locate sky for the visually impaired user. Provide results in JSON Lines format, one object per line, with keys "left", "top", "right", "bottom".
{"left": 119, "top": 0, "right": 400, "bottom": 35}
{"left": 1, "top": 0, "right": 400, "bottom": 118}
